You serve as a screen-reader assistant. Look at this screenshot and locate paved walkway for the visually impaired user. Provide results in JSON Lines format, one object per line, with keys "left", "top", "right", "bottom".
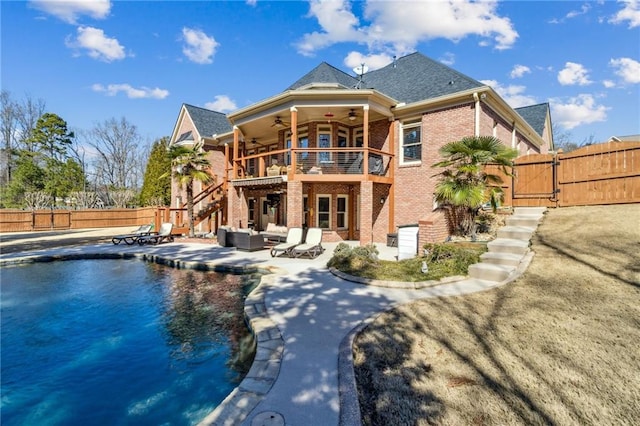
{"left": 0, "top": 229, "right": 520, "bottom": 426}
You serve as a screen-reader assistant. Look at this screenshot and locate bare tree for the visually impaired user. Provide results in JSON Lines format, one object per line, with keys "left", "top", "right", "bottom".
{"left": 0, "top": 90, "right": 17, "bottom": 185}
{"left": 109, "top": 189, "right": 136, "bottom": 208}
{"left": 15, "top": 94, "right": 46, "bottom": 152}
{"left": 24, "top": 191, "right": 52, "bottom": 210}
{"left": 87, "top": 117, "right": 147, "bottom": 191}
{"left": 69, "top": 191, "right": 99, "bottom": 209}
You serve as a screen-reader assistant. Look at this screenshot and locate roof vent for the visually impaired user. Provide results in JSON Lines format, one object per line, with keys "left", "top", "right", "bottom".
{"left": 448, "top": 80, "right": 455, "bottom": 85}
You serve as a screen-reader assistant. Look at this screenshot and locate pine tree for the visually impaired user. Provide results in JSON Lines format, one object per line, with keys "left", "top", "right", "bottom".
{"left": 140, "top": 136, "right": 171, "bottom": 206}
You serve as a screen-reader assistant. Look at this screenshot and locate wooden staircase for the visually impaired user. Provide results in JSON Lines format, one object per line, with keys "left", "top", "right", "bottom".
{"left": 172, "top": 181, "right": 226, "bottom": 236}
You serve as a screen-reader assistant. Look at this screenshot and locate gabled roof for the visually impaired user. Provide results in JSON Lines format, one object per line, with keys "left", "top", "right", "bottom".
{"left": 362, "top": 52, "right": 484, "bottom": 103}
{"left": 515, "top": 103, "right": 550, "bottom": 137}
{"left": 184, "top": 104, "right": 232, "bottom": 137}
{"left": 286, "top": 62, "right": 359, "bottom": 90}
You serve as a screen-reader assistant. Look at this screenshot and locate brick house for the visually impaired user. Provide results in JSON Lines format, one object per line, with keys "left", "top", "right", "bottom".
{"left": 169, "top": 52, "right": 553, "bottom": 245}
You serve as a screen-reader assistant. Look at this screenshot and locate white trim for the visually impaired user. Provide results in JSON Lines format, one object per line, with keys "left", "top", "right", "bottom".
{"left": 399, "top": 119, "right": 422, "bottom": 165}
{"left": 316, "top": 194, "right": 331, "bottom": 229}
{"left": 336, "top": 195, "right": 348, "bottom": 230}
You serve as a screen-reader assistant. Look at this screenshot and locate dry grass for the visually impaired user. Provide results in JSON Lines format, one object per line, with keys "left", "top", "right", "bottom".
{"left": 354, "top": 204, "right": 640, "bottom": 425}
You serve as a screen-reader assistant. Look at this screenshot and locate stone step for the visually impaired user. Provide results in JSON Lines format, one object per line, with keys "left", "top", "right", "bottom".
{"left": 468, "top": 263, "right": 515, "bottom": 282}
{"left": 480, "top": 251, "right": 524, "bottom": 267}
{"left": 513, "top": 207, "right": 547, "bottom": 215}
{"left": 506, "top": 214, "right": 543, "bottom": 228}
{"left": 487, "top": 238, "right": 529, "bottom": 255}
{"left": 497, "top": 225, "right": 535, "bottom": 240}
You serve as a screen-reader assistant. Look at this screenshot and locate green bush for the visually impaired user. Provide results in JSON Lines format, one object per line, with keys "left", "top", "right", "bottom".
{"left": 329, "top": 242, "right": 485, "bottom": 282}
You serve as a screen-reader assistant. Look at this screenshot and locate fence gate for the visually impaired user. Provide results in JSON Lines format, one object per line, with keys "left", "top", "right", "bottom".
{"left": 512, "top": 153, "right": 559, "bottom": 208}
{"left": 32, "top": 210, "right": 71, "bottom": 230}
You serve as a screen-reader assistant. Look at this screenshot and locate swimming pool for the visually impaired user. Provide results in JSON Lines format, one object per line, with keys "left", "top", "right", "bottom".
{"left": 0, "top": 259, "right": 258, "bottom": 425}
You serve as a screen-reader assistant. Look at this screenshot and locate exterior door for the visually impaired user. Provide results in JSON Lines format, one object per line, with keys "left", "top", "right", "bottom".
{"left": 260, "top": 198, "right": 271, "bottom": 229}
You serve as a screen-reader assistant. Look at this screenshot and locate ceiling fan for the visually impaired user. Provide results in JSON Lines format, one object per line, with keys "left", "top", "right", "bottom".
{"left": 271, "top": 116, "right": 290, "bottom": 128}
{"left": 338, "top": 109, "right": 358, "bottom": 122}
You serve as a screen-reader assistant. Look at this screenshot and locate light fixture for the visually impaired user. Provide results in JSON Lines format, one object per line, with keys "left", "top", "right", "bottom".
{"left": 324, "top": 112, "right": 334, "bottom": 123}
{"left": 380, "top": 196, "right": 385, "bottom": 204}
{"left": 348, "top": 109, "right": 357, "bottom": 121}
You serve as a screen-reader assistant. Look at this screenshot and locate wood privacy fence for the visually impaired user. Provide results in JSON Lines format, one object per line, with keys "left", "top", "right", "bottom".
{"left": 494, "top": 141, "right": 639, "bottom": 208}
{"left": 0, "top": 207, "right": 158, "bottom": 233}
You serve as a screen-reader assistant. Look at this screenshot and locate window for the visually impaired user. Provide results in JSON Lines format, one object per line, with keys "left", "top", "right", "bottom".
{"left": 337, "top": 128, "right": 348, "bottom": 165}
{"left": 247, "top": 149, "right": 255, "bottom": 176}
{"left": 317, "top": 195, "right": 331, "bottom": 229}
{"left": 285, "top": 134, "right": 308, "bottom": 166}
{"left": 248, "top": 198, "right": 256, "bottom": 222}
{"left": 337, "top": 195, "right": 348, "bottom": 229}
{"left": 318, "top": 127, "right": 332, "bottom": 163}
{"left": 401, "top": 119, "right": 422, "bottom": 164}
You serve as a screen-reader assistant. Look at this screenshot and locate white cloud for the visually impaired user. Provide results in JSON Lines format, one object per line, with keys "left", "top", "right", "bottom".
{"left": 510, "top": 64, "right": 531, "bottom": 79}
{"left": 296, "top": 0, "right": 365, "bottom": 56}
{"left": 204, "top": 95, "right": 237, "bottom": 112}
{"left": 609, "top": 57, "right": 640, "bottom": 84}
{"left": 65, "top": 26, "right": 126, "bottom": 62}
{"left": 439, "top": 52, "right": 456, "bottom": 66}
{"left": 609, "top": 0, "right": 640, "bottom": 28}
{"left": 548, "top": 3, "right": 591, "bottom": 24}
{"left": 603, "top": 80, "right": 616, "bottom": 88}
{"left": 550, "top": 94, "right": 609, "bottom": 129}
{"left": 181, "top": 28, "right": 219, "bottom": 64}
{"left": 295, "top": 0, "right": 518, "bottom": 58}
{"left": 567, "top": 3, "right": 592, "bottom": 19}
{"left": 92, "top": 83, "right": 169, "bottom": 99}
{"left": 480, "top": 79, "right": 537, "bottom": 108}
{"left": 29, "top": 0, "right": 111, "bottom": 24}
{"left": 246, "top": 0, "right": 258, "bottom": 6}
{"left": 343, "top": 51, "right": 393, "bottom": 71}
{"left": 558, "top": 62, "right": 592, "bottom": 86}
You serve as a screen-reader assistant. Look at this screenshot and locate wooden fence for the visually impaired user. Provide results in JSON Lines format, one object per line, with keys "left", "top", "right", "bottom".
{"left": 509, "top": 141, "right": 640, "bottom": 207}
{"left": 0, "top": 207, "right": 158, "bottom": 233}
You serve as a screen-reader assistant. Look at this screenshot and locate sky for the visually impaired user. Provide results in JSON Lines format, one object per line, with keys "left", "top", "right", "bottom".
{"left": 2, "top": 0, "right": 639, "bottom": 148}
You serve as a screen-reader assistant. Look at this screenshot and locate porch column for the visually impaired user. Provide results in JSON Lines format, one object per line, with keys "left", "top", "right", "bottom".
{"left": 224, "top": 143, "right": 229, "bottom": 192}
{"left": 363, "top": 105, "right": 370, "bottom": 176}
{"left": 289, "top": 107, "right": 298, "bottom": 180}
{"left": 232, "top": 126, "right": 240, "bottom": 179}
{"left": 388, "top": 120, "right": 396, "bottom": 234}
{"left": 360, "top": 180, "right": 373, "bottom": 245}
{"left": 286, "top": 180, "right": 303, "bottom": 228}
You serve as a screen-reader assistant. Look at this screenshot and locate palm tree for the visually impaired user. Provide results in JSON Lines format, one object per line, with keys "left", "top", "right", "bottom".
{"left": 432, "top": 136, "right": 518, "bottom": 239}
{"left": 167, "top": 141, "right": 212, "bottom": 238}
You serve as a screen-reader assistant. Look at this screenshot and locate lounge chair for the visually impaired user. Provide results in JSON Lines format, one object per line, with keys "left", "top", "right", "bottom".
{"left": 137, "top": 223, "right": 174, "bottom": 245}
{"left": 270, "top": 227, "right": 304, "bottom": 257}
{"left": 291, "top": 227, "right": 324, "bottom": 259}
{"left": 111, "top": 224, "right": 152, "bottom": 245}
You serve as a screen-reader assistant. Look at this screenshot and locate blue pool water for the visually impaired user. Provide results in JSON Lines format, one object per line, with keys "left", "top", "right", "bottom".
{"left": 0, "top": 259, "right": 257, "bottom": 426}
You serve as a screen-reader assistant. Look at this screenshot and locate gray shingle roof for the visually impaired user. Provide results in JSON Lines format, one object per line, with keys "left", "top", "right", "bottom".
{"left": 286, "top": 52, "right": 484, "bottom": 104}
{"left": 515, "top": 103, "right": 550, "bottom": 137}
{"left": 361, "top": 52, "right": 484, "bottom": 103}
{"left": 286, "top": 62, "right": 359, "bottom": 90}
{"left": 184, "top": 104, "right": 232, "bottom": 137}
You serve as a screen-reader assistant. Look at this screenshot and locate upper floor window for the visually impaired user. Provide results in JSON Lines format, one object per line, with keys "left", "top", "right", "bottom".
{"left": 401, "top": 119, "right": 422, "bottom": 164}
{"left": 285, "top": 134, "right": 308, "bottom": 165}
{"left": 318, "top": 126, "right": 332, "bottom": 163}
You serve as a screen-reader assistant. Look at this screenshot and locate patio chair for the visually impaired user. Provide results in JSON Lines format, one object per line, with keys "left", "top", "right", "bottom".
{"left": 291, "top": 227, "right": 324, "bottom": 259}
{"left": 137, "top": 223, "right": 174, "bottom": 245}
{"left": 111, "top": 224, "right": 152, "bottom": 245}
{"left": 270, "top": 227, "right": 304, "bottom": 257}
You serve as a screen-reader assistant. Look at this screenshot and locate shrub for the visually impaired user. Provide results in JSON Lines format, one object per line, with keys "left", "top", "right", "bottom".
{"left": 327, "top": 243, "right": 379, "bottom": 273}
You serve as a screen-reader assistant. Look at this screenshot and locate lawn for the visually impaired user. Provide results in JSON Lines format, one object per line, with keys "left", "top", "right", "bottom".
{"left": 353, "top": 204, "right": 640, "bottom": 425}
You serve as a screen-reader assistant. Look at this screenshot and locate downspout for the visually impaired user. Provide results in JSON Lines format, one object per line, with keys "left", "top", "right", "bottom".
{"left": 473, "top": 92, "right": 480, "bottom": 137}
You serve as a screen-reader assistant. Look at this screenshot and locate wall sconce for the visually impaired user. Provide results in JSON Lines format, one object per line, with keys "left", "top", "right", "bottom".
{"left": 380, "top": 196, "right": 386, "bottom": 204}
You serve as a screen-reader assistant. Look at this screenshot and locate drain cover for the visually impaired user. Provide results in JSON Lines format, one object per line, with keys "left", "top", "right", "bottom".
{"left": 251, "top": 411, "right": 285, "bottom": 426}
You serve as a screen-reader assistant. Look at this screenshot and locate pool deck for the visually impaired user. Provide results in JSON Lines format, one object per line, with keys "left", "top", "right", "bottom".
{"left": 0, "top": 228, "right": 527, "bottom": 426}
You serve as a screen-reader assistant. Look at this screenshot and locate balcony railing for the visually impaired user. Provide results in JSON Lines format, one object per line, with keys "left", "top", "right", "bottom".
{"left": 232, "top": 148, "right": 393, "bottom": 180}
